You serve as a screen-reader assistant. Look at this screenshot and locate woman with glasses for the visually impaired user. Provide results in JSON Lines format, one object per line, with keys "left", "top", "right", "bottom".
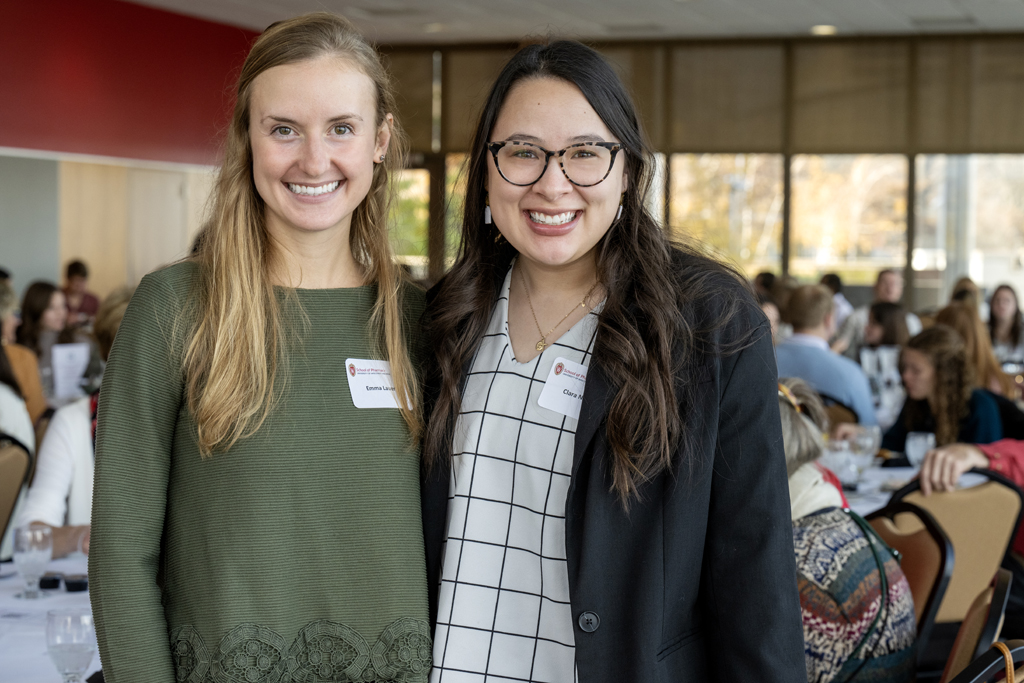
{"left": 422, "top": 41, "right": 804, "bottom": 683}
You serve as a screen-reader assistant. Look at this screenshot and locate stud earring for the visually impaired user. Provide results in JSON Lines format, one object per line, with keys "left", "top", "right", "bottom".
{"left": 379, "top": 155, "right": 385, "bottom": 162}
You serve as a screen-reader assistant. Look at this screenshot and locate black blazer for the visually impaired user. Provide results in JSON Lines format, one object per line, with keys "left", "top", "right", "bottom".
{"left": 422, "top": 258, "right": 806, "bottom": 682}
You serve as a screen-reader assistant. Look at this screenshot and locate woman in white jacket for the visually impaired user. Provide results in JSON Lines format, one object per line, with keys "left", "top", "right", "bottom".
{"left": 18, "top": 286, "right": 132, "bottom": 557}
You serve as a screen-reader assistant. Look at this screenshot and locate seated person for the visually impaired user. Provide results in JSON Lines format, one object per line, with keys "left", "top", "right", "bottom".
{"left": 63, "top": 259, "right": 100, "bottom": 329}
{"left": 0, "top": 278, "right": 45, "bottom": 422}
{"left": 17, "top": 287, "right": 133, "bottom": 557}
{"left": 937, "top": 302, "right": 1015, "bottom": 397}
{"left": 919, "top": 440, "right": 1024, "bottom": 637}
{"left": 860, "top": 302, "right": 910, "bottom": 431}
{"left": 836, "top": 269, "right": 922, "bottom": 359}
{"left": 779, "top": 377, "right": 916, "bottom": 683}
{"left": 883, "top": 325, "right": 1003, "bottom": 452}
{"left": 759, "top": 293, "right": 781, "bottom": 344}
{"left": 990, "top": 284, "right": 1024, "bottom": 364}
{"left": 776, "top": 284, "right": 878, "bottom": 425}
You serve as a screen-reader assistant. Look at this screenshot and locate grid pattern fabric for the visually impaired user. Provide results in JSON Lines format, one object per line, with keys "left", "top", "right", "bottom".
{"left": 431, "top": 267, "right": 600, "bottom": 683}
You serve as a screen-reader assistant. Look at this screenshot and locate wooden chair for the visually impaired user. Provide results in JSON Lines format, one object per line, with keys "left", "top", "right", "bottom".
{"left": 941, "top": 570, "right": 1014, "bottom": 683}
{"left": 0, "top": 433, "right": 32, "bottom": 547}
{"left": 867, "top": 500, "right": 954, "bottom": 659}
{"left": 890, "top": 470, "right": 1024, "bottom": 626}
{"left": 947, "top": 640, "right": 1024, "bottom": 683}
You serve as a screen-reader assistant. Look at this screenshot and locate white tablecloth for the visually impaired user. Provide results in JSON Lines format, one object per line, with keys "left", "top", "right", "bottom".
{"left": 0, "top": 554, "right": 101, "bottom": 682}
{"left": 844, "top": 465, "right": 988, "bottom": 517}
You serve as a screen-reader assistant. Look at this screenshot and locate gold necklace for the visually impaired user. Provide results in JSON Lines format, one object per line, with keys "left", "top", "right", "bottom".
{"left": 518, "top": 266, "right": 600, "bottom": 352}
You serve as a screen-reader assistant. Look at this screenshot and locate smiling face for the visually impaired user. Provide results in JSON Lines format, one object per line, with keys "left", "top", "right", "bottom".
{"left": 249, "top": 56, "right": 389, "bottom": 242}
{"left": 901, "top": 347, "right": 936, "bottom": 401}
{"left": 487, "top": 77, "right": 627, "bottom": 271}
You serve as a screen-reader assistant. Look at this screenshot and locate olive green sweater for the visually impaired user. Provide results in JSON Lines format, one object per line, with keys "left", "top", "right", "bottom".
{"left": 89, "top": 262, "right": 430, "bottom": 683}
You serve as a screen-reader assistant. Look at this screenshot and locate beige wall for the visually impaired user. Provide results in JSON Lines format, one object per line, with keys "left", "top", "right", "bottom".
{"left": 58, "top": 160, "right": 214, "bottom": 299}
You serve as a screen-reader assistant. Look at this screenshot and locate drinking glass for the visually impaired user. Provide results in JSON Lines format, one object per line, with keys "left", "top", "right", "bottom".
{"left": 821, "top": 440, "right": 858, "bottom": 487}
{"left": 46, "top": 609, "right": 95, "bottom": 682}
{"left": 13, "top": 524, "right": 52, "bottom": 599}
{"left": 905, "top": 431, "right": 936, "bottom": 467}
{"left": 849, "top": 425, "right": 882, "bottom": 475}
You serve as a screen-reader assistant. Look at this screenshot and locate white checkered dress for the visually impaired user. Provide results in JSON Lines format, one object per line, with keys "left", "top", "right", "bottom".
{"left": 430, "top": 267, "right": 601, "bottom": 683}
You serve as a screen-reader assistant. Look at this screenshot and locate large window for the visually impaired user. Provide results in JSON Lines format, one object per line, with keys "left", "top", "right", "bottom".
{"left": 915, "top": 155, "right": 1024, "bottom": 309}
{"left": 391, "top": 168, "right": 430, "bottom": 280}
{"left": 790, "top": 155, "right": 907, "bottom": 285}
{"left": 669, "top": 154, "right": 783, "bottom": 276}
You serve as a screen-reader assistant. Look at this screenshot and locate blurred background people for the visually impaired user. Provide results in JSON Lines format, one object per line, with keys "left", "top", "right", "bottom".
{"left": 950, "top": 276, "right": 988, "bottom": 321}
{"left": 754, "top": 271, "right": 776, "bottom": 299}
{"left": 859, "top": 302, "right": 910, "bottom": 430}
{"left": 62, "top": 260, "right": 100, "bottom": 329}
{"left": 759, "top": 293, "right": 781, "bottom": 344}
{"left": 936, "top": 302, "right": 1015, "bottom": 396}
{"left": 779, "top": 377, "right": 916, "bottom": 683}
{"left": 17, "top": 286, "right": 133, "bottom": 558}
{"left": 836, "top": 269, "right": 923, "bottom": 359}
{"left": 990, "top": 284, "right": 1024, "bottom": 365}
{"left": 820, "top": 273, "right": 854, "bottom": 332}
{"left": 882, "top": 325, "right": 1002, "bottom": 451}
{"left": 0, "top": 278, "right": 46, "bottom": 423}
{"left": 776, "top": 285, "right": 878, "bottom": 425}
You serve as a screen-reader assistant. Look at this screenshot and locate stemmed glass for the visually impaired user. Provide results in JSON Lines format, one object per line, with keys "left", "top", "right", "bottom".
{"left": 46, "top": 609, "right": 95, "bottom": 682}
{"left": 13, "top": 524, "right": 52, "bottom": 599}
{"left": 849, "top": 425, "right": 882, "bottom": 476}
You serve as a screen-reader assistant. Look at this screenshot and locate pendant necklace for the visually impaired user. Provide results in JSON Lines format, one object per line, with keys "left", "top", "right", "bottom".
{"left": 518, "top": 266, "right": 600, "bottom": 352}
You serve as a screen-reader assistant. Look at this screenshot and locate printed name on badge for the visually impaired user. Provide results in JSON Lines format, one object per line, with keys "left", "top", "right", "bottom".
{"left": 538, "top": 357, "right": 588, "bottom": 419}
{"left": 345, "top": 358, "right": 403, "bottom": 409}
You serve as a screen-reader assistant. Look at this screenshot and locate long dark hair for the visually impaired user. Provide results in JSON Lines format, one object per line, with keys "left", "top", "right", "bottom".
{"left": 989, "top": 284, "right": 1023, "bottom": 349}
{"left": 903, "top": 325, "right": 973, "bottom": 447}
{"left": 16, "top": 281, "right": 72, "bottom": 355}
{"left": 423, "top": 40, "right": 751, "bottom": 504}
{"left": 869, "top": 302, "right": 909, "bottom": 347}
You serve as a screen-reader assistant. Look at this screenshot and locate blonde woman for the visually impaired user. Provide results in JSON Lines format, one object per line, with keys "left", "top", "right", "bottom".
{"left": 89, "top": 14, "right": 429, "bottom": 683}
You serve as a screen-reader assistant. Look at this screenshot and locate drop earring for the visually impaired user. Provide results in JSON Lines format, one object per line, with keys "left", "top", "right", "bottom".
{"left": 484, "top": 197, "right": 492, "bottom": 225}
{"left": 616, "top": 193, "right": 625, "bottom": 220}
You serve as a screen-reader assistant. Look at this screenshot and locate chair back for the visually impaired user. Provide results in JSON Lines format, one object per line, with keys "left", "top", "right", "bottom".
{"left": 891, "top": 470, "right": 1024, "bottom": 623}
{"left": 0, "top": 433, "right": 32, "bottom": 545}
{"left": 818, "top": 392, "right": 859, "bottom": 426}
{"left": 868, "top": 500, "right": 954, "bottom": 656}
{"left": 946, "top": 640, "right": 1024, "bottom": 683}
{"left": 940, "top": 569, "right": 1014, "bottom": 683}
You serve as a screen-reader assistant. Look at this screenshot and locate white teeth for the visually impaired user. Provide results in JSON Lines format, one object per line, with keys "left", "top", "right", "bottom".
{"left": 287, "top": 181, "right": 340, "bottom": 196}
{"left": 529, "top": 211, "right": 577, "bottom": 226}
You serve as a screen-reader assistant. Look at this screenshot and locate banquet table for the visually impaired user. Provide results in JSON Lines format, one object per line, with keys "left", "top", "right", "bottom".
{"left": 843, "top": 465, "right": 988, "bottom": 517}
{"left": 0, "top": 554, "right": 101, "bottom": 682}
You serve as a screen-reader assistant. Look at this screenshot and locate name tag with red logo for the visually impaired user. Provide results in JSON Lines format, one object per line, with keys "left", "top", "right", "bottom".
{"left": 345, "top": 358, "right": 401, "bottom": 409}
{"left": 538, "top": 357, "right": 588, "bottom": 419}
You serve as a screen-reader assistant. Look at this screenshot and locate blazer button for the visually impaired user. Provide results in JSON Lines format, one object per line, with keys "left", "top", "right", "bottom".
{"left": 578, "top": 611, "right": 600, "bottom": 633}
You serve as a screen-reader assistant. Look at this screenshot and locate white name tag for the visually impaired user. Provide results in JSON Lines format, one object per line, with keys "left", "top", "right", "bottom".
{"left": 345, "top": 358, "right": 401, "bottom": 409}
{"left": 538, "top": 357, "right": 588, "bottom": 419}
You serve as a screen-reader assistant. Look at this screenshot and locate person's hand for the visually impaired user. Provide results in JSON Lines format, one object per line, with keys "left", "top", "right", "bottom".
{"left": 831, "top": 337, "right": 850, "bottom": 354}
{"left": 919, "top": 444, "right": 990, "bottom": 496}
{"left": 77, "top": 526, "right": 90, "bottom": 556}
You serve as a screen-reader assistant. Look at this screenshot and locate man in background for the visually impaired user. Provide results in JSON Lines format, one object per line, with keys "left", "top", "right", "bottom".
{"left": 63, "top": 260, "right": 99, "bottom": 329}
{"left": 776, "top": 284, "right": 878, "bottom": 425}
{"left": 820, "top": 273, "right": 854, "bottom": 332}
{"left": 834, "top": 269, "right": 922, "bottom": 358}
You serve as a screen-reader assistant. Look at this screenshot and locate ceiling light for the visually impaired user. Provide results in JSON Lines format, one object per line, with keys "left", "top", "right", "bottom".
{"left": 424, "top": 23, "right": 445, "bottom": 33}
{"left": 811, "top": 25, "right": 838, "bottom": 36}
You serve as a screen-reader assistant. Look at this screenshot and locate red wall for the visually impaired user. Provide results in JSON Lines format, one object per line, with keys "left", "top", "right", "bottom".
{"left": 0, "top": 0, "right": 259, "bottom": 165}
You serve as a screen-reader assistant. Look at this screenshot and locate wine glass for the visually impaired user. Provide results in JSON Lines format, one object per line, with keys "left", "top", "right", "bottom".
{"left": 849, "top": 425, "right": 882, "bottom": 476}
{"left": 13, "top": 524, "right": 52, "bottom": 599}
{"left": 906, "top": 432, "right": 936, "bottom": 468}
{"left": 47, "top": 609, "right": 95, "bottom": 682}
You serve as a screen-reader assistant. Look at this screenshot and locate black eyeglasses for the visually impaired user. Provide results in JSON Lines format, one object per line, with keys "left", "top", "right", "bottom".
{"left": 486, "top": 140, "right": 623, "bottom": 187}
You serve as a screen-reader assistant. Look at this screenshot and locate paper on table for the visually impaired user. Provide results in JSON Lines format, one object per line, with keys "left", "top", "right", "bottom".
{"left": 51, "top": 343, "right": 90, "bottom": 400}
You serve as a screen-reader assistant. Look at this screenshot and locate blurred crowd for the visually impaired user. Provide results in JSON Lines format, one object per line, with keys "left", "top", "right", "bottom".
{"left": 0, "top": 260, "right": 133, "bottom": 562}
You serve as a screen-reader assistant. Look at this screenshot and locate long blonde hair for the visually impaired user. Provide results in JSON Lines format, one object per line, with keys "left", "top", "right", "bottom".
{"left": 184, "top": 12, "right": 420, "bottom": 456}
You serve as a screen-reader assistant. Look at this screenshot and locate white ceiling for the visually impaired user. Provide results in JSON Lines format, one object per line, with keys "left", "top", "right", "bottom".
{"left": 128, "top": 0, "right": 1024, "bottom": 43}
